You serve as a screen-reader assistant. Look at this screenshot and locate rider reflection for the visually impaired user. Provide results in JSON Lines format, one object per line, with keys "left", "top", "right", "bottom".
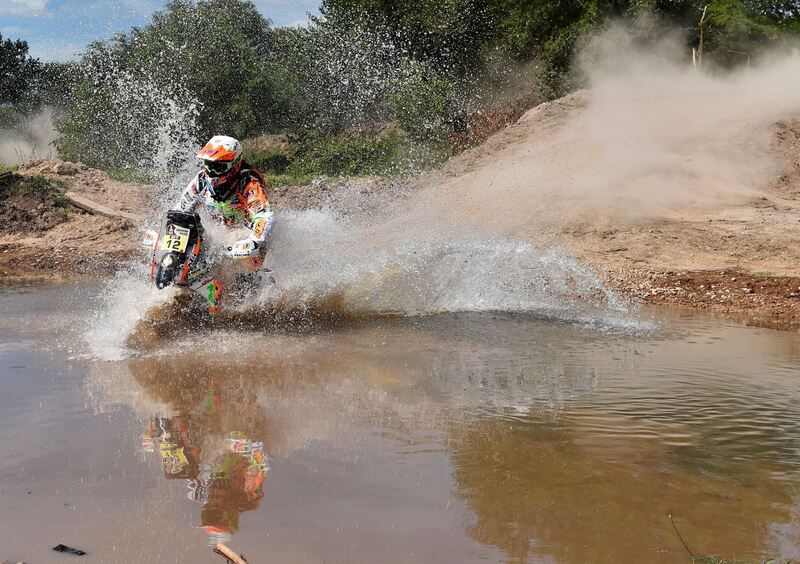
{"left": 149, "top": 416, "right": 201, "bottom": 479}
{"left": 195, "top": 432, "right": 268, "bottom": 544}
{"left": 141, "top": 379, "right": 270, "bottom": 546}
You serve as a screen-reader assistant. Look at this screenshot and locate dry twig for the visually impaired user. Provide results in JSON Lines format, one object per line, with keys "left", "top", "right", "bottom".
{"left": 668, "top": 513, "right": 695, "bottom": 559}
{"left": 213, "top": 542, "right": 249, "bottom": 564}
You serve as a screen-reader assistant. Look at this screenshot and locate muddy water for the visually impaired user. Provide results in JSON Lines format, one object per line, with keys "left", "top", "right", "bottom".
{"left": 1, "top": 285, "right": 800, "bottom": 563}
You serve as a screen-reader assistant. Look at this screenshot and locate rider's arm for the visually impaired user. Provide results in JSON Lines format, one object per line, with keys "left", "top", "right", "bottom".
{"left": 172, "top": 174, "right": 204, "bottom": 213}
{"left": 243, "top": 177, "right": 274, "bottom": 246}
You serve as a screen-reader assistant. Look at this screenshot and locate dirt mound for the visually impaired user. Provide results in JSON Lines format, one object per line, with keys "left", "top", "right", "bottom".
{"left": 0, "top": 161, "right": 152, "bottom": 279}
{"left": 18, "top": 159, "right": 151, "bottom": 217}
{"left": 0, "top": 172, "right": 70, "bottom": 233}
{"left": 403, "top": 78, "right": 800, "bottom": 327}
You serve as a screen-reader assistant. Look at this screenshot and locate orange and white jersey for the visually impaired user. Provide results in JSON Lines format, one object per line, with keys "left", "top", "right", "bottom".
{"left": 174, "top": 166, "right": 275, "bottom": 246}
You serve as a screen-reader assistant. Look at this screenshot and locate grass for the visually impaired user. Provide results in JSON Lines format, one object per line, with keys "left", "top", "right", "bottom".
{"left": 261, "top": 172, "right": 318, "bottom": 187}
{"left": 106, "top": 167, "right": 150, "bottom": 184}
{"left": 8, "top": 174, "right": 66, "bottom": 197}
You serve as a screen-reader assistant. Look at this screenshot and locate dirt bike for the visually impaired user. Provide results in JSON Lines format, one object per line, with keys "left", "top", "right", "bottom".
{"left": 142, "top": 210, "right": 222, "bottom": 315}
{"left": 131, "top": 212, "right": 278, "bottom": 351}
{"left": 141, "top": 210, "right": 274, "bottom": 317}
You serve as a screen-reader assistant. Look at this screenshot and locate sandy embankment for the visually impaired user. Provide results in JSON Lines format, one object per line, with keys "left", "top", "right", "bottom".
{"left": 2, "top": 89, "right": 800, "bottom": 328}
{"left": 417, "top": 83, "right": 800, "bottom": 329}
{"left": 440, "top": 92, "right": 800, "bottom": 327}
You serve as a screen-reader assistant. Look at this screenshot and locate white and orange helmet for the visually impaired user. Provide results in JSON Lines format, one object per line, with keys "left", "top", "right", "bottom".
{"left": 197, "top": 135, "right": 243, "bottom": 191}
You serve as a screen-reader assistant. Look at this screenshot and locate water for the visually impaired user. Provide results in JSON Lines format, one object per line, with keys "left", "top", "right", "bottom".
{"left": 1, "top": 284, "right": 800, "bottom": 563}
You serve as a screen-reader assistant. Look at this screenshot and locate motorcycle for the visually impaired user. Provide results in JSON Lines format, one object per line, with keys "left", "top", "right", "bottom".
{"left": 142, "top": 210, "right": 222, "bottom": 315}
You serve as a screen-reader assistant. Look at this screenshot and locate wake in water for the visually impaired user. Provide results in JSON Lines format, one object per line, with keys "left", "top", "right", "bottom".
{"left": 80, "top": 28, "right": 737, "bottom": 360}
{"left": 83, "top": 205, "right": 647, "bottom": 360}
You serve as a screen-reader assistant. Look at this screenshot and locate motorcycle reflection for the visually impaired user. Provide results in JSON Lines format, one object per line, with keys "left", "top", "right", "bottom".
{"left": 140, "top": 379, "right": 269, "bottom": 546}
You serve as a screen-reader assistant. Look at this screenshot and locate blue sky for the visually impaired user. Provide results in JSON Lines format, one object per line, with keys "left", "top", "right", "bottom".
{"left": 0, "top": 0, "right": 322, "bottom": 61}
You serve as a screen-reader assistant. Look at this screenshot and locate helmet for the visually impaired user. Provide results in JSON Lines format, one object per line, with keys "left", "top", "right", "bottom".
{"left": 197, "top": 135, "right": 243, "bottom": 197}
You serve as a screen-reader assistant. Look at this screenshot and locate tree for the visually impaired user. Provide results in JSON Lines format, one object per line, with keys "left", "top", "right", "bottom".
{"left": 322, "top": 0, "right": 495, "bottom": 74}
{"left": 0, "top": 33, "right": 42, "bottom": 107}
{"left": 56, "top": 0, "right": 297, "bottom": 174}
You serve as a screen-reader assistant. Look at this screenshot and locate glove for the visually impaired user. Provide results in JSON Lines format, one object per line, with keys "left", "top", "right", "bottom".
{"left": 228, "top": 238, "right": 259, "bottom": 259}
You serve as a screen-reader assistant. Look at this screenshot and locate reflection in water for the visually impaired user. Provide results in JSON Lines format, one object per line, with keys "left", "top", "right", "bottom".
{"left": 80, "top": 314, "right": 800, "bottom": 562}
{"left": 135, "top": 369, "right": 269, "bottom": 546}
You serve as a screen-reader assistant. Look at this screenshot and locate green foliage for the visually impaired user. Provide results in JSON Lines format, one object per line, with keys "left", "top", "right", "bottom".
{"left": 0, "top": 33, "right": 72, "bottom": 139}
{"left": 486, "top": 0, "right": 798, "bottom": 98}
{"left": 0, "top": 174, "right": 71, "bottom": 225}
{"left": 0, "top": 174, "right": 66, "bottom": 204}
{"left": 13, "top": 174, "right": 65, "bottom": 196}
{"left": 46, "top": 0, "right": 800, "bottom": 182}
{"left": 291, "top": 130, "right": 408, "bottom": 177}
{"left": 387, "top": 67, "right": 455, "bottom": 142}
{"left": 0, "top": 33, "right": 41, "bottom": 107}
{"left": 129, "top": 0, "right": 284, "bottom": 139}
{"left": 246, "top": 130, "right": 451, "bottom": 184}
{"left": 55, "top": 0, "right": 295, "bottom": 175}
{"left": 106, "top": 168, "right": 151, "bottom": 184}
{"left": 701, "top": 0, "right": 785, "bottom": 65}
{"left": 321, "top": 0, "right": 494, "bottom": 73}
{"left": 260, "top": 172, "right": 318, "bottom": 187}
{"left": 245, "top": 147, "right": 293, "bottom": 175}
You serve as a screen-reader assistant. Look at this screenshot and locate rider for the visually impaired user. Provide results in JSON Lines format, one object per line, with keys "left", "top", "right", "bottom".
{"left": 173, "top": 135, "right": 275, "bottom": 311}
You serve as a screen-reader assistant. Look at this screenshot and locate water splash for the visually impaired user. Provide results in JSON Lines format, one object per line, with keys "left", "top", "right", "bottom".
{"left": 82, "top": 263, "right": 178, "bottom": 361}
{"left": 254, "top": 209, "right": 636, "bottom": 324}
{"left": 82, "top": 207, "right": 646, "bottom": 360}
{"left": 64, "top": 44, "right": 201, "bottom": 185}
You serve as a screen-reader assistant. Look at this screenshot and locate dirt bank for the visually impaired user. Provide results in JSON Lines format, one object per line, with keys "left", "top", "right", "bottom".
{"left": 553, "top": 100, "right": 800, "bottom": 328}
{"left": 2, "top": 92, "right": 800, "bottom": 329}
{"left": 0, "top": 162, "right": 406, "bottom": 281}
{"left": 412, "top": 89, "right": 800, "bottom": 329}
{"left": 0, "top": 161, "right": 151, "bottom": 281}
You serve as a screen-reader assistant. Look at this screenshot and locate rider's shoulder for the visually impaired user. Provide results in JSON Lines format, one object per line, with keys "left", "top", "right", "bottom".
{"left": 241, "top": 165, "right": 266, "bottom": 185}
{"left": 237, "top": 167, "right": 267, "bottom": 195}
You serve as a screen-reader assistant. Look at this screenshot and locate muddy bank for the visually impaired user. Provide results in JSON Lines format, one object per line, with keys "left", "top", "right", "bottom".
{"left": 426, "top": 89, "right": 800, "bottom": 329}
{"left": 611, "top": 268, "right": 800, "bottom": 330}
{"left": 0, "top": 161, "right": 150, "bottom": 280}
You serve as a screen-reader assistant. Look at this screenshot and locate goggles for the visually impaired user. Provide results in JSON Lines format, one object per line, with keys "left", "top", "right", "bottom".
{"left": 202, "top": 159, "right": 236, "bottom": 178}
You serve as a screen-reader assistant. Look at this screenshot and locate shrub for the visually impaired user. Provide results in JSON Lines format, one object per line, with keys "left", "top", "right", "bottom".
{"left": 245, "top": 129, "right": 453, "bottom": 185}
{"left": 288, "top": 129, "right": 449, "bottom": 179}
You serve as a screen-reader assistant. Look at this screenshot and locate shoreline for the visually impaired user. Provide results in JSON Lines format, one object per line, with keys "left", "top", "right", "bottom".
{"left": 3, "top": 92, "right": 799, "bottom": 331}
{"left": 3, "top": 256, "right": 799, "bottom": 332}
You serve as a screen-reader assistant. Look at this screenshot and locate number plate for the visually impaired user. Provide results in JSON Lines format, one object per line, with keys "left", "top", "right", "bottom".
{"left": 160, "top": 225, "right": 190, "bottom": 253}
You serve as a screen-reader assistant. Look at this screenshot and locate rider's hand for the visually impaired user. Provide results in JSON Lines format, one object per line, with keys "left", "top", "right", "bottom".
{"left": 228, "top": 238, "right": 259, "bottom": 258}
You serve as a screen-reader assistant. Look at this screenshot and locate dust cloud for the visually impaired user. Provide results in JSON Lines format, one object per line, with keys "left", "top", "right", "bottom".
{"left": 433, "top": 28, "right": 800, "bottom": 235}
{"left": 0, "top": 107, "right": 58, "bottom": 166}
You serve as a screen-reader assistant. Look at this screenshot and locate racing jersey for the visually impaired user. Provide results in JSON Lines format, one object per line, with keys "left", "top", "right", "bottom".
{"left": 173, "top": 166, "right": 275, "bottom": 246}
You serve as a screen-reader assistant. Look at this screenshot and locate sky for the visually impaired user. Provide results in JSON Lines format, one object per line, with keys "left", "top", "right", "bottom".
{"left": 0, "top": 0, "right": 322, "bottom": 61}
